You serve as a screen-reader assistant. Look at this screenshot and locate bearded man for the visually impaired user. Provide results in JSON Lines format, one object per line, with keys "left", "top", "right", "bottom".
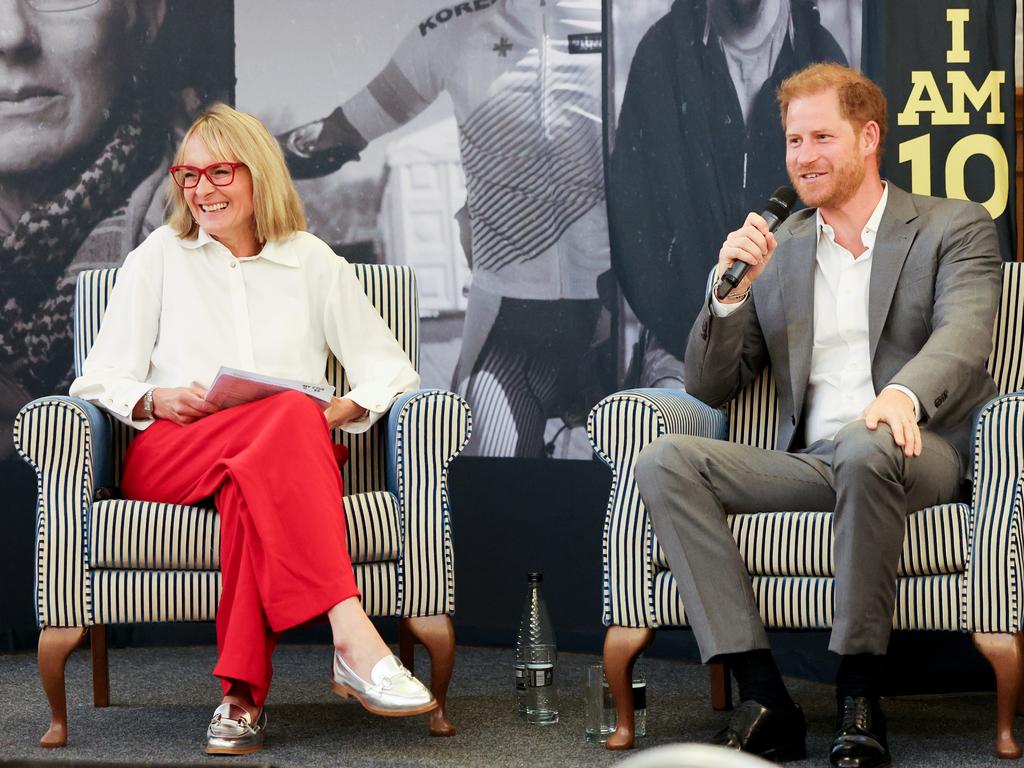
{"left": 635, "top": 63, "right": 1001, "bottom": 767}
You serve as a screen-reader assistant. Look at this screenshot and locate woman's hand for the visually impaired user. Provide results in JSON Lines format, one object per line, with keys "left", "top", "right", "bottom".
{"left": 324, "top": 397, "right": 368, "bottom": 429}
{"left": 145, "top": 386, "right": 220, "bottom": 425}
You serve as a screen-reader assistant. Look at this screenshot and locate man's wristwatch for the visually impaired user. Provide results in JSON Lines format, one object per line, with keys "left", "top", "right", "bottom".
{"left": 142, "top": 387, "right": 156, "bottom": 418}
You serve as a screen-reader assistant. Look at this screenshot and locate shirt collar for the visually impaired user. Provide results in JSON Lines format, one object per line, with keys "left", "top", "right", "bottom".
{"left": 178, "top": 227, "right": 300, "bottom": 267}
{"left": 178, "top": 227, "right": 215, "bottom": 250}
{"left": 815, "top": 181, "right": 889, "bottom": 247}
{"left": 256, "top": 237, "right": 301, "bottom": 267}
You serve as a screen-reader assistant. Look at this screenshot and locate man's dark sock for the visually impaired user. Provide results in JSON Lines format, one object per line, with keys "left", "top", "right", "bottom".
{"left": 718, "top": 648, "right": 795, "bottom": 711}
{"left": 836, "top": 653, "right": 885, "bottom": 700}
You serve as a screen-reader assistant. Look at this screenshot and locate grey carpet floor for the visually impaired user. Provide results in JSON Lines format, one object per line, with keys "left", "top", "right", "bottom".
{"left": 0, "top": 644, "right": 1010, "bottom": 767}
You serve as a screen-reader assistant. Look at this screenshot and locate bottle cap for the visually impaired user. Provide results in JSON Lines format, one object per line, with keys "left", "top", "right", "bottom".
{"left": 527, "top": 572, "right": 543, "bottom": 582}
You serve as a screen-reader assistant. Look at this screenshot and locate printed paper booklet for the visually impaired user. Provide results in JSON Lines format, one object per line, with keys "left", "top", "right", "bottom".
{"left": 205, "top": 367, "right": 334, "bottom": 409}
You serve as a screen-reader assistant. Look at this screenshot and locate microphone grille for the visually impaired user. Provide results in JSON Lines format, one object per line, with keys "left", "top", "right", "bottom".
{"left": 765, "top": 186, "right": 797, "bottom": 221}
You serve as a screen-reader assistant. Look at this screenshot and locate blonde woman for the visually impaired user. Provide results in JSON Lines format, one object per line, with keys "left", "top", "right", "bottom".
{"left": 70, "top": 104, "right": 434, "bottom": 755}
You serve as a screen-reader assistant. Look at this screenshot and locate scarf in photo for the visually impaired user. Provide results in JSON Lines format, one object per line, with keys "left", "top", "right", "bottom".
{"left": 0, "top": 106, "right": 164, "bottom": 396}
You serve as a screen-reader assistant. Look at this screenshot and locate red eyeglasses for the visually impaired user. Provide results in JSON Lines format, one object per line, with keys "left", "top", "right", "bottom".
{"left": 169, "top": 162, "right": 246, "bottom": 189}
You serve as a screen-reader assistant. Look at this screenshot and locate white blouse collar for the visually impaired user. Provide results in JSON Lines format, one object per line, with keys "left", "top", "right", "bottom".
{"left": 179, "top": 227, "right": 300, "bottom": 268}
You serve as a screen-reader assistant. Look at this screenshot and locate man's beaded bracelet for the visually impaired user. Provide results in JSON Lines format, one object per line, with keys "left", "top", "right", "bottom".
{"left": 715, "top": 279, "right": 750, "bottom": 302}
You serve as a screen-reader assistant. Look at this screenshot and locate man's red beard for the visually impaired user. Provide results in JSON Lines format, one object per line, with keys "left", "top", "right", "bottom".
{"left": 789, "top": 154, "right": 865, "bottom": 210}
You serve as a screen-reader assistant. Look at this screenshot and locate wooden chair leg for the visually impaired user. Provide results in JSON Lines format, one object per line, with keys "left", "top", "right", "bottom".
{"left": 973, "top": 631, "right": 1024, "bottom": 759}
{"left": 710, "top": 661, "right": 733, "bottom": 710}
{"left": 38, "top": 626, "right": 87, "bottom": 748}
{"left": 604, "top": 625, "right": 654, "bottom": 751}
{"left": 400, "top": 615, "right": 456, "bottom": 737}
{"left": 398, "top": 618, "right": 415, "bottom": 673}
{"left": 90, "top": 625, "right": 110, "bottom": 708}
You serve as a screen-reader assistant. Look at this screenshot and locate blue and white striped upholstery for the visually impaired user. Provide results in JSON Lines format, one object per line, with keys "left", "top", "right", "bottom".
{"left": 590, "top": 262, "right": 1024, "bottom": 636}
{"left": 88, "top": 490, "right": 402, "bottom": 570}
{"left": 587, "top": 389, "right": 726, "bottom": 627}
{"left": 650, "top": 504, "right": 969, "bottom": 577}
{"left": 15, "top": 263, "right": 472, "bottom": 629}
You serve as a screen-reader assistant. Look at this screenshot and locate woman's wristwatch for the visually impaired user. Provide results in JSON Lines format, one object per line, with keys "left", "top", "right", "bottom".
{"left": 142, "top": 387, "right": 157, "bottom": 418}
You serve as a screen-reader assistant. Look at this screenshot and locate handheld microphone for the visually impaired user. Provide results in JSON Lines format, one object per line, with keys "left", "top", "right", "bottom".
{"left": 716, "top": 185, "right": 798, "bottom": 300}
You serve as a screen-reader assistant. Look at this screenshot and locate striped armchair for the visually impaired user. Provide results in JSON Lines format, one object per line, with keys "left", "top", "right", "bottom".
{"left": 588, "top": 262, "right": 1024, "bottom": 756}
{"left": 14, "top": 264, "right": 472, "bottom": 747}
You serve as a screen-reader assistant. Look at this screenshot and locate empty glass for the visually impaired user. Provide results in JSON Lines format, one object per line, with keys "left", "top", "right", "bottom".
{"left": 584, "top": 660, "right": 647, "bottom": 744}
{"left": 584, "top": 663, "right": 615, "bottom": 743}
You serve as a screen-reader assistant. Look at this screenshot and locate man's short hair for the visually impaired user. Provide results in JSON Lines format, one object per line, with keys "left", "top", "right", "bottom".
{"left": 777, "top": 63, "right": 888, "bottom": 160}
{"left": 167, "top": 103, "right": 307, "bottom": 242}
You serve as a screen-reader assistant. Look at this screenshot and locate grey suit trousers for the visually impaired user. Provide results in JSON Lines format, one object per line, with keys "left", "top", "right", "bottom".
{"left": 635, "top": 421, "right": 962, "bottom": 661}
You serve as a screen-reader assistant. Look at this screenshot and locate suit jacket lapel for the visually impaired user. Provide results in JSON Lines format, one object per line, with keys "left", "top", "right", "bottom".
{"left": 778, "top": 215, "right": 817, "bottom": 418}
{"left": 868, "top": 185, "right": 919, "bottom": 359}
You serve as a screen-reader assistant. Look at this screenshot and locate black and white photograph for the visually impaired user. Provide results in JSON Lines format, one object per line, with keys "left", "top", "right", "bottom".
{"left": 0, "top": 0, "right": 234, "bottom": 459}
{"left": 238, "top": 0, "right": 614, "bottom": 459}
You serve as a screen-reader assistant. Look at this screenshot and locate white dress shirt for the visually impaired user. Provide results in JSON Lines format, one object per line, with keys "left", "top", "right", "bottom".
{"left": 711, "top": 184, "right": 920, "bottom": 444}
{"left": 69, "top": 225, "right": 420, "bottom": 432}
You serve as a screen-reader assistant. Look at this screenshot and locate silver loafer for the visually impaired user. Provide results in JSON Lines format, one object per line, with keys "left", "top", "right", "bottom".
{"left": 204, "top": 702, "right": 267, "bottom": 755}
{"left": 331, "top": 652, "right": 437, "bottom": 716}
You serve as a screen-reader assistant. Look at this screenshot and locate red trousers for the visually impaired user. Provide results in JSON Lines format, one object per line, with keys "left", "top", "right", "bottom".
{"left": 121, "top": 391, "right": 359, "bottom": 706}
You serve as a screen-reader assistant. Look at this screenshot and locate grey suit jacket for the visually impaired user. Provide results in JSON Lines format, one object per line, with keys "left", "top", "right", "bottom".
{"left": 684, "top": 183, "right": 1001, "bottom": 473}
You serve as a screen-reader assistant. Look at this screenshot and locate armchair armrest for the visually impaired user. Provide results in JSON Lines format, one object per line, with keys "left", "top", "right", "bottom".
{"left": 13, "top": 397, "right": 113, "bottom": 628}
{"left": 964, "top": 391, "right": 1024, "bottom": 633}
{"left": 586, "top": 389, "right": 726, "bottom": 629}
{"left": 386, "top": 389, "right": 472, "bottom": 617}
{"left": 587, "top": 388, "right": 727, "bottom": 470}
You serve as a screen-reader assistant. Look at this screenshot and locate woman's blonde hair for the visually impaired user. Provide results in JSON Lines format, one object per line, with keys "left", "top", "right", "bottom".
{"left": 166, "top": 103, "right": 306, "bottom": 241}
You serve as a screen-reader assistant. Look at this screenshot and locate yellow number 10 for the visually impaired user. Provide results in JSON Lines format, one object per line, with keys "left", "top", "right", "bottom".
{"left": 898, "top": 133, "right": 1009, "bottom": 218}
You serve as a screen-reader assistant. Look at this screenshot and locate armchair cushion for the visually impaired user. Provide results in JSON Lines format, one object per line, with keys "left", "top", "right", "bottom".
{"left": 85, "top": 562, "right": 401, "bottom": 626}
{"left": 651, "top": 504, "right": 968, "bottom": 578}
{"left": 649, "top": 571, "right": 963, "bottom": 632}
{"left": 88, "top": 491, "right": 402, "bottom": 571}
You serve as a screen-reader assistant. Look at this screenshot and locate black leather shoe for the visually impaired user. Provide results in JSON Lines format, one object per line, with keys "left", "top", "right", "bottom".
{"left": 830, "top": 696, "right": 891, "bottom": 768}
{"left": 712, "top": 699, "right": 807, "bottom": 763}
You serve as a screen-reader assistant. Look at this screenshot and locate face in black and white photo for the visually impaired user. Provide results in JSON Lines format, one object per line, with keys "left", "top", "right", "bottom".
{"left": 0, "top": 0, "right": 166, "bottom": 459}
{"left": 708, "top": 0, "right": 771, "bottom": 30}
{"left": 0, "top": 0, "right": 238, "bottom": 463}
{"left": 0, "top": 1, "right": 164, "bottom": 193}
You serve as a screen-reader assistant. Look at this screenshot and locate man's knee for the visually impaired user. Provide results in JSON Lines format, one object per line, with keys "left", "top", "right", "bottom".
{"left": 832, "top": 421, "right": 902, "bottom": 478}
{"left": 636, "top": 435, "right": 706, "bottom": 499}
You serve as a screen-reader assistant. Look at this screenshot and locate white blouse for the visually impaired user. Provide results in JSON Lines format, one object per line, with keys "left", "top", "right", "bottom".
{"left": 69, "top": 225, "right": 420, "bottom": 432}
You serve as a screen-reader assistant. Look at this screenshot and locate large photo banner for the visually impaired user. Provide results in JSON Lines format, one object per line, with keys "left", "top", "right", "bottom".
{"left": 237, "top": 0, "right": 615, "bottom": 460}
{"left": 0, "top": 0, "right": 235, "bottom": 461}
{"left": 605, "top": 0, "right": 1016, "bottom": 389}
